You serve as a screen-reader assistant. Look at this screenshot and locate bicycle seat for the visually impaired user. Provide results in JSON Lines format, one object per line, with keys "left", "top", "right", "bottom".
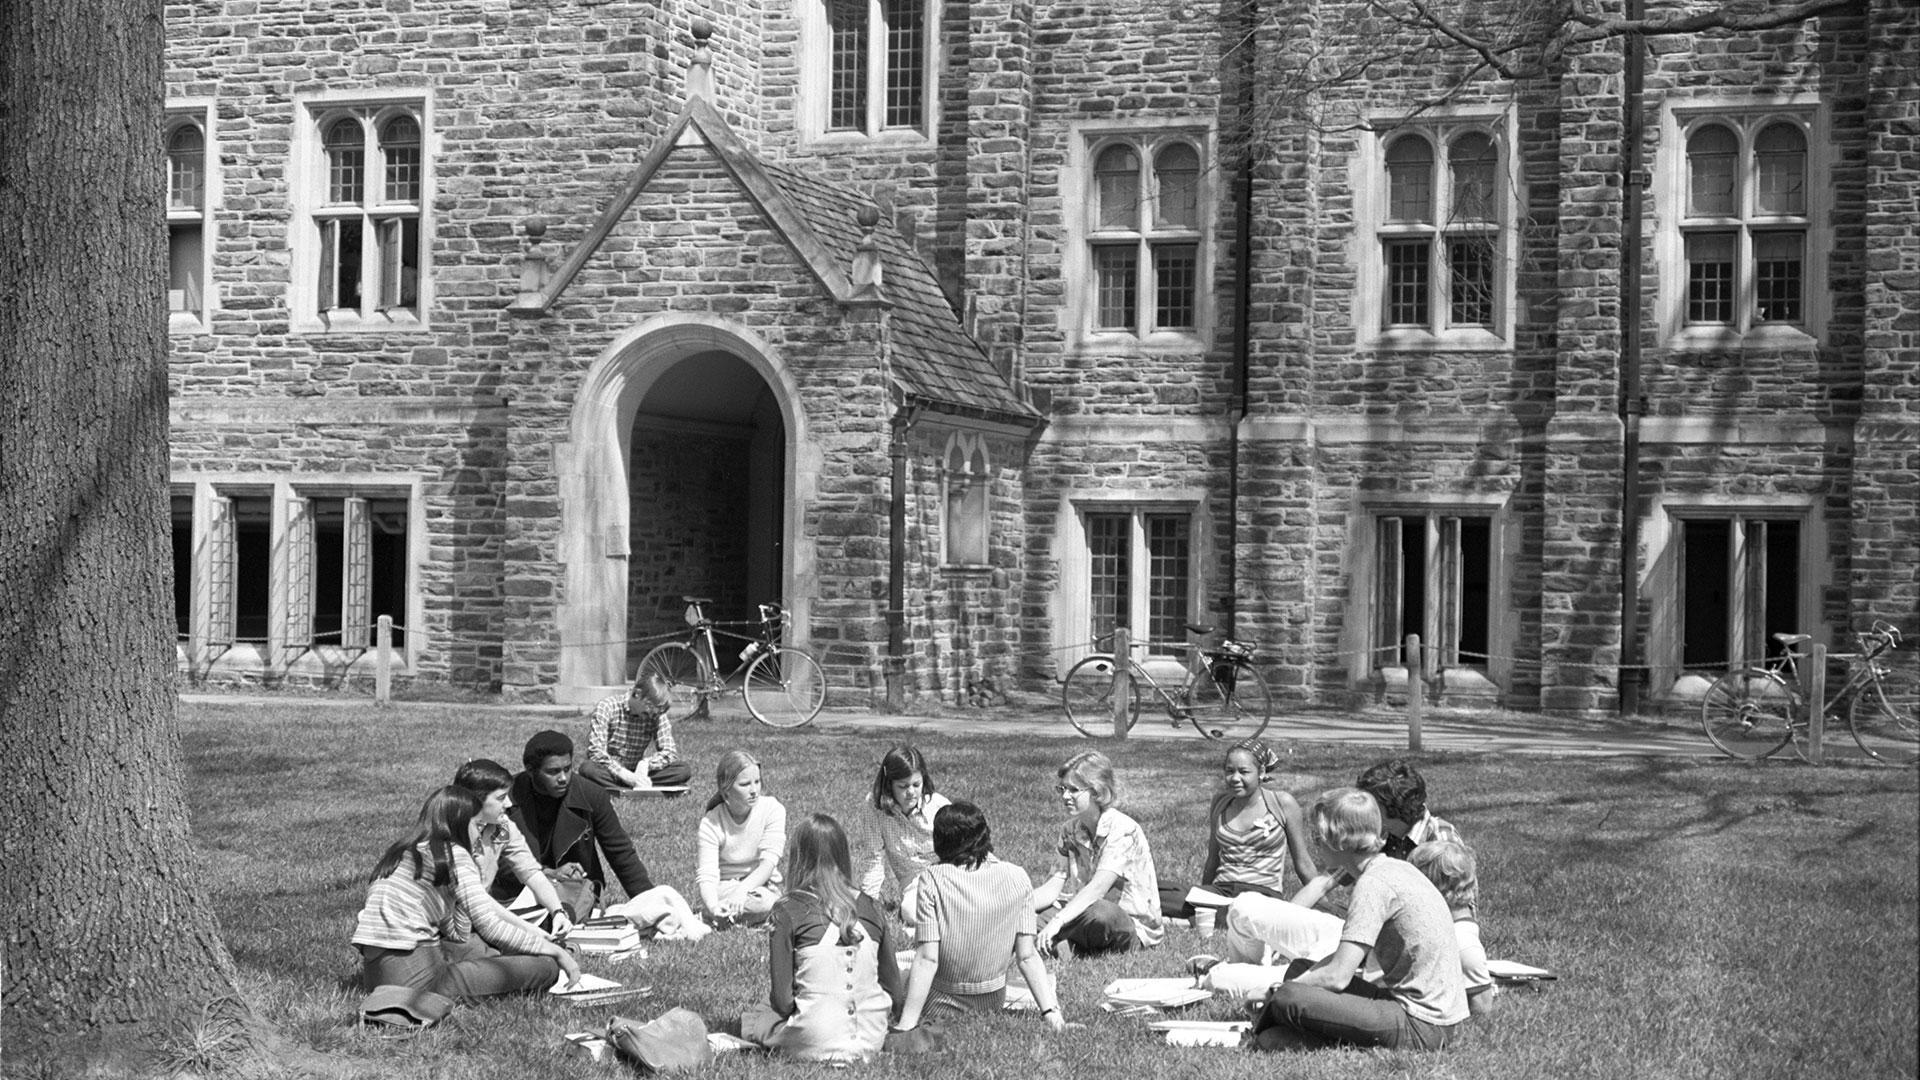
{"left": 680, "top": 596, "right": 715, "bottom": 605}
{"left": 1773, "top": 632, "right": 1813, "bottom": 646}
{"left": 1184, "top": 623, "right": 1216, "bottom": 636}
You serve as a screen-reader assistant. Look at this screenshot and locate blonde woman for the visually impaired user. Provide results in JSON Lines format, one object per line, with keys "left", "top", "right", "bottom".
{"left": 1032, "top": 750, "right": 1163, "bottom": 957}
{"left": 696, "top": 749, "right": 786, "bottom": 926}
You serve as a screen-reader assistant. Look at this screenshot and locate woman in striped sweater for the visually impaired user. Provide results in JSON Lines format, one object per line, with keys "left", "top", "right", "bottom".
{"left": 353, "top": 786, "right": 581, "bottom": 1014}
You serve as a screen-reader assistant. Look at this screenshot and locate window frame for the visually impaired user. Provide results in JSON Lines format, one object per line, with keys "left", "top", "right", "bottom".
{"left": 940, "top": 433, "right": 991, "bottom": 568}
{"left": 1656, "top": 98, "right": 1828, "bottom": 349}
{"left": 165, "top": 102, "right": 217, "bottom": 332}
{"left": 1064, "top": 121, "right": 1217, "bottom": 351}
{"left": 172, "top": 477, "right": 422, "bottom": 677}
{"left": 290, "top": 94, "right": 432, "bottom": 333}
{"left": 1352, "top": 111, "right": 1518, "bottom": 350}
{"left": 1346, "top": 495, "right": 1512, "bottom": 695}
{"left": 799, "top": 0, "right": 937, "bottom": 145}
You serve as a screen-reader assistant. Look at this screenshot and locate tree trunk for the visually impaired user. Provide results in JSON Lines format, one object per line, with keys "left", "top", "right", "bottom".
{"left": 0, "top": 0, "right": 242, "bottom": 1066}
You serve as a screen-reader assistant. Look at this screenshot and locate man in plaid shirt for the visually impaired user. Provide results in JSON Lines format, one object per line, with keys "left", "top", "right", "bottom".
{"left": 577, "top": 673, "right": 694, "bottom": 793}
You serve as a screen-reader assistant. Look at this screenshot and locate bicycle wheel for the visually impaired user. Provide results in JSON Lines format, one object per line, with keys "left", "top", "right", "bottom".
{"left": 1700, "top": 667, "right": 1797, "bottom": 760}
{"left": 638, "top": 642, "right": 709, "bottom": 709}
{"left": 1185, "top": 658, "right": 1272, "bottom": 741}
{"left": 1850, "top": 665, "right": 1919, "bottom": 766}
{"left": 1061, "top": 655, "right": 1140, "bottom": 738}
{"left": 744, "top": 647, "right": 825, "bottom": 728}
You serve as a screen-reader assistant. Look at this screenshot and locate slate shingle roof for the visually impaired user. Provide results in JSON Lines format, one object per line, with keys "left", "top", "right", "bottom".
{"left": 758, "top": 160, "right": 1040, "bottom": 424}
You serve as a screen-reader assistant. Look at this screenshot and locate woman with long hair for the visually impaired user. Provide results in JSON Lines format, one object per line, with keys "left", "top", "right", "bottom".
{"left": 695, "top": 749, "right": 786, "bottom": 926}
{"left": 848, "top": 744, "right": 951, "bottom": 925}
{"left": 1158, "top": 738, "right": 1318, "bottom": 921}
{"left": 741, "top": 814, "right": 904, "bottom": 1062}
{"left": 351, "top": 786, "right": 580, "bottom": 1020}
{"left": 1032, "top": 750, "right": 1165, "bottom": 957}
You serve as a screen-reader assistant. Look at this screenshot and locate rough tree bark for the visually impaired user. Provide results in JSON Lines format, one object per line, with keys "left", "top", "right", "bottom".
{"left": 0, "top": 0, "right": 244, "bottom": 1068}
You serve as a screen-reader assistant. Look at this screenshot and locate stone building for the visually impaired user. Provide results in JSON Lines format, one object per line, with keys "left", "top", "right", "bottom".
{"left": 163, "top": 0, "right": 1918, "bottom": 712}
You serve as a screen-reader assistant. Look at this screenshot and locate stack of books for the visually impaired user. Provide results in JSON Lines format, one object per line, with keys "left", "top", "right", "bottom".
{"left": 568, "top": 916, "right": 643, "bottom": 957}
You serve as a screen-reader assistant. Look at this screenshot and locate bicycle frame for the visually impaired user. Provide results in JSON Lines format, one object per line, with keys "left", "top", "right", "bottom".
{"left": 1769, "top": 624, "right": 1898, "bottom": 722}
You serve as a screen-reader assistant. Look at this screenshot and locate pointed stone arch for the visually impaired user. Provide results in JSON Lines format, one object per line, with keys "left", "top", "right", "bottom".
{"left": 554, "top": 314, "right": 815, "bottom": 703}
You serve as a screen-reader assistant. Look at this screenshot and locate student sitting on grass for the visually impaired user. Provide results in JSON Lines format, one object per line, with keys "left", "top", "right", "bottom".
{"left": 849, "top": 744, "right": 951, "bottom": 927}
{"left": 697, "top": 749, "right": 786, "bottom": 926}
{"left": 455, "top": 758, "right": 707, "bottom": 941}
{"left": 1248, "top": 788, "right": 1468, "bottom": 1053}
{"left": 1157, "top": 739, "right": 1318, "bottom": 922}
{"left": 1359, "top": 758, "right": 1461, "bottom": 859}
{"left": 578, "top": 672, "right": 695, "bottom": 794}
{"left": 1208, "top": 758, "right": 1460, "bottom": 976}
{"left": 1034, "top": 750, "right": 1165, "bottom": 958}
{"left": 892, "top": 801, "right": 1066, "bottom": 1034}
{"left": 741, "top": 814, "right": 905, "bottom": 1063}
{"left": 1409, "top": 839, "right": 1496, "bottom": 1017}
{"left": 352, "top": 787, "right": 581, "bottom": 1021}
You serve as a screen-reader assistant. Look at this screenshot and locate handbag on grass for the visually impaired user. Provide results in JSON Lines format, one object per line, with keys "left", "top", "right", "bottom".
{"left": 359, "top": 985, "right": 454, "bottom": 1030}
{"left": 607, "top": 1007, "right": 712, "bottom": 1072}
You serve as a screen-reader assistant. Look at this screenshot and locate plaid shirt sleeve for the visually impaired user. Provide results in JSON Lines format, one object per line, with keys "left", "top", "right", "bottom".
{"left": 587, "top": 695, "right": 621, "bottom": 768}
{"left": 648, "top": 711, "right": 677, "bottom": 768}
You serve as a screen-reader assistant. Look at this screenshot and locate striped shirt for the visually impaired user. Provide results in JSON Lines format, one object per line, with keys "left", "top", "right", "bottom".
{"left": 352, "top": 845, "right": 547, "bottom": 956}
{"left": 850, "top": 792, "right": 951, "bottom": 901}
{"left": 914, "top": 856, "right": 1037, "bottom": 995}
{"left": 1208, "top": 789, "right": 1294, "bottom": 893}
{"left": 697, "top": 795, "right": 787, "bottom": 892}
{"left": 588, "top": 691, "right": 679, "bottom": 772}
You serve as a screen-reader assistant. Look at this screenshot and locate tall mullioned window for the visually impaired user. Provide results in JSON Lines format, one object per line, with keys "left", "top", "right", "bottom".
{"left": 1377, "top": 126, "right": 1503, "bottom": 334}
{"left": 822, "top": 0, "right": 927, "bottom": 136}
{"left": 1087, "top": 134, "right": 1206, "bottom": 337}
{"left": 166, "top": 112, "right": 211, "bottom": 327}
{"left": 1086, "top": 509, "right": 1191, "bottom": 657}
{"left": 1683, "top": 117, "right": 1808, "bottom": 329}
{"left": 299, "top": 100, "right": 427, "bottom": 328}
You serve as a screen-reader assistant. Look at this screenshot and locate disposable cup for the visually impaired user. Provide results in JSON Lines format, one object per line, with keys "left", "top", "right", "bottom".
{"left": 1194, "top": 907, "right": 1217, "bottom": 937}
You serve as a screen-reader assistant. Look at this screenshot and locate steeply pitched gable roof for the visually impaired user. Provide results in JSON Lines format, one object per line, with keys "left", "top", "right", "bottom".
{"left": 511, "top": 97, "right": 1038, "bottom": 427}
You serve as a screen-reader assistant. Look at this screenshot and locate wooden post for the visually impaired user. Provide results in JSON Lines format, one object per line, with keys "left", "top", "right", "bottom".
{"left": 1805, "top": 642, "right": 1826, "bottom": 764}
{"left": 1405, "top": 633, "right": 1424, "bottom": 752}
{"left": 375, "top": 614, "right": 393, "bottom": 706}
{"left": 1111, "top": 628, "right": 1131, "bottom": 741}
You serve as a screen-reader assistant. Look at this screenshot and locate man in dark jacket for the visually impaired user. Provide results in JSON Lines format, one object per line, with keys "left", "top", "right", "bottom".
{"left": 492, "top": 730, "right": 701, "bottom": 935}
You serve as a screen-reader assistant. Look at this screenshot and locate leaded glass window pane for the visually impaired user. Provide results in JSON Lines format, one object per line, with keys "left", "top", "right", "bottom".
{"left": 1386, "top": 135, "right": 1435, "bottom": 223}
{"left": 168, "top": 125, "right": 205, "bottom": 210}
{"left": 881, "top": 0, "right": 923, "bottom": 129}
{"left": 1096, "top": 145, "right": 1141, "bottom": 230}
{"left": 1448, "top": 132, "right": 1496, "bottom": 222}
{"left": 1753, "top": 231, "right": 1803, "bottom": 323}
{"left": 1448, "top": 238, "right": 1493, "bottom": 326}
{"left": 1095, "top": 245, "right": 1138, "bottom": 330}
{"left": 381, "top": 116, "right": 421, "bottom": 203}
{"left": 1687, "top": 125, "right": 1739, "bottom": 217}
{"left": 1087, "top": 514, "right": 1129, "bottom": 643}
{"left": 1686, "top": 231, "right": 1736, "bottom": 323}
{"left": 325, "top": 119, "right": 364, "bottom": 205}
{"left": 1754, "top": 123, "right": 1806, "bottom": 217}
{"left": 1145, "top": 515, "right": 1190, "bottom": 656}
{"left": 1153, "top": 243, "right": 1197, "bottom": 330}
{"left": 1153, "top": 142, "right": 1200, "bottom": 229}
{"left": 1386, "top": 239, "right": 1430, "bottom": 326}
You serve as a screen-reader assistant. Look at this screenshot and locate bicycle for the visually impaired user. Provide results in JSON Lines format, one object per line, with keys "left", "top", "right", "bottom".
{"left": 1060, "top": 624, "right": 1272, "bottom": 741}
{"left": 636, "top": 598, "right": 826, "bottom": 728}
{"left": 1699, "top": 620, "right": 1918, "bottom": 765}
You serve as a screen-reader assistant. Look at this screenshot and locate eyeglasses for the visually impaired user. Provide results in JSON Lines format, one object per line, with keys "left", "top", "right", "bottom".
{"left": 1054, "top": 784, "right": 1087, "bottom": 797}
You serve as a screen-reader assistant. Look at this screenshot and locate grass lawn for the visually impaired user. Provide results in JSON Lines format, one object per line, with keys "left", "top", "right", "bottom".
{"left": 175, "top": 700, "right": 1917, "bottom": 1080}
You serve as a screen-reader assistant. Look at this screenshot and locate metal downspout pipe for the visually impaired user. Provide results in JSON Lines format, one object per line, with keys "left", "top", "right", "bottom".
{"left": 1619, "top": 4, "right": 1647, "bottom": 714}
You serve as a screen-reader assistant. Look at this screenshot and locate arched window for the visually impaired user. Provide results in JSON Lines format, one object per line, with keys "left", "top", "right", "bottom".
{"left": 165, "top": 114, "right": 210, "bottom": 323}
{"left": 942, "top": 435, "right": 990, "bottom": 566}
{"left": 304, "top": 102, "right": 428, "bottom": 325}
{"left": 1373, "top": 122, "right": 1506, "bottom": 334}
{"left": 1681, "top": 116, "right": 1810, "bottom": 329}
{"left": 1085, "top": 134, "right": 1207, "bottom": 337}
